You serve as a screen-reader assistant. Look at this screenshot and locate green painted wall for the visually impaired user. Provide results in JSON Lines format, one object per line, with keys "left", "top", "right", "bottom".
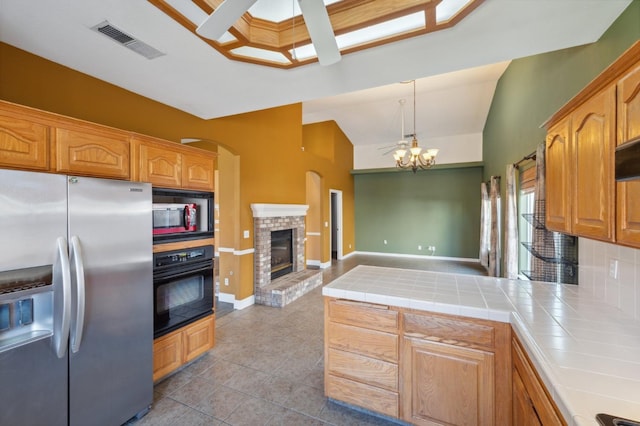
{"left": 483, "top": 0, "right": 640, "bottom": 181}
{"left": 354, "top": 167, "right": 482, "bottom": 259}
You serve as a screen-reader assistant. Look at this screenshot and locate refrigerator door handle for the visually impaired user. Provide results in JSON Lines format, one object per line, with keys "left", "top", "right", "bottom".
{"left": 70, "top": 236, "right": 86, "bottom": 353}
{"left": 52, "top": 237, "right": 71, "bottom": 358}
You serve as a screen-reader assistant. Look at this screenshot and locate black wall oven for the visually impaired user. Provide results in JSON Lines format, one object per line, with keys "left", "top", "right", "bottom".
{"left": 153, "top": 245, "right": 214, "bottom": 338}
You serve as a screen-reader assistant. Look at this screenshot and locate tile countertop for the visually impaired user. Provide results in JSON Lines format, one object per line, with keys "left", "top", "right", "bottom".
{"left": 322, "top": 265, "right": 640, "bottom": 426}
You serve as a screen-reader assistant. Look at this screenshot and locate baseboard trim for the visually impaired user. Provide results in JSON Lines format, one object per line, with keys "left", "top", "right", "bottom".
{"left": 217, "top": 292, "right": 255, "bottom": 310}
{"left": 353, "top": 251, "right": 480, "bottom": 263}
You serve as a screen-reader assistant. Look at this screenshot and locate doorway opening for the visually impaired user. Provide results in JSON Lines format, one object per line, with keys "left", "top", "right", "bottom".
{"left": 330, "top": 190, "right": 343, "bottom": 260}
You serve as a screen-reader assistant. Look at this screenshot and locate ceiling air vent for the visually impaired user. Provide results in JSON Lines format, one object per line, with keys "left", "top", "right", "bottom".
{"left": 91, "top": 20, "right": 165, "bottom": 60}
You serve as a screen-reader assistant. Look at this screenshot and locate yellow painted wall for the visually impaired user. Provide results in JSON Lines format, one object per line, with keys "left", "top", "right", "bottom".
{"left": 302, "top": 121, "right": 355, "bottom": 261}
{"left": 305, "top": 171, "right": 322, "bottom": 262}
{"left": 0, "top": 42, "right": 355, "bottom": 301}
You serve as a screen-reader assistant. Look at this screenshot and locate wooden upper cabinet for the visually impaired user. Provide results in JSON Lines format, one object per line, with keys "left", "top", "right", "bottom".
{"left": 545, "top": 117, "right": 572, "bottom": 234}
{"left": 570, "top": 85, "right": 616, "bottom": 242}
{"left": 132, "top": 135, "right": 216, "bottom": 191}
{"left": 182, "top": 152, "right": 215, "bottom": 191}
{"left": 0, "top": 109, "right": 49, "bottom": 171}
{"left": 617, "top": 63, "right": 640, "bottom": 247}
{"left": 133, "top": 137, "right": 182, "bottom": 188}
{"left": 53, "top": 126, "right": 130, "bottom": 179}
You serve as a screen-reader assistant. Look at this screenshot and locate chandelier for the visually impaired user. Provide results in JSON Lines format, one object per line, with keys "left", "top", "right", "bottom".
{"left": 393, "top": 80, "right": 439, "bottom": 173}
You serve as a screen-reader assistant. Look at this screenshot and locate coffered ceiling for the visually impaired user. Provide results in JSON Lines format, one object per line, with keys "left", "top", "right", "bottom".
{"left": 0, "top": 0, "right": 633, "bottom": 156}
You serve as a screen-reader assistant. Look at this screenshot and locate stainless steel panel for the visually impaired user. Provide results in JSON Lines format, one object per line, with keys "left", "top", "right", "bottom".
{"left": 0, "top": 169, "right": 68, "bottom": 426}
{"left": 0, "top": 169, "right": 67, "bottom": 270}
{"left": 0, "top": 336, "right": 68, "bottom": 426}
{"left": 67, "top": 176, "right": 153, "bottom": 426}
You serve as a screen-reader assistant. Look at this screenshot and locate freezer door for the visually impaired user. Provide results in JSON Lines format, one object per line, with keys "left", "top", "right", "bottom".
{"left": 0, "top": 169, "right": 67, "bottom": 269}
{"left": 0, "top": 337, "right": 68, "bottom": 425}
{"left": 67, "top": 176, "right": 153, "bottom": 426}
{"left": 0, "top": 169, "right": 68, "bottom": 426}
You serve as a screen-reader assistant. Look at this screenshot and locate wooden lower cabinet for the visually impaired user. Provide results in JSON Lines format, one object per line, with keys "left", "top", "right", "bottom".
{"left": 400, "top": 310, "right": 511, "bottom": 426}
{"left": 402, "top": 337, "right": 495, "bottom": 425}
{"left": 153, "top": 331, "right": 183, "bottom": 382}
{"left": 324, "top": 298, "right": 511, "bottom": 425}
{"left": 512, "top": 334, "right": 566, "bottom": 426}
{"left": 153, "top": 314, "right": 215, "bottom": 382}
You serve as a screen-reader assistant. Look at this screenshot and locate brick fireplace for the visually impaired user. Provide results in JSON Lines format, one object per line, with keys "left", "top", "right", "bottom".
{"left": 251, "top": 203, "right": 322, "bottom": 307}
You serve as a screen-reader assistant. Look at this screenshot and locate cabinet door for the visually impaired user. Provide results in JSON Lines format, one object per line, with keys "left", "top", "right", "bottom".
{"left": 153, "top": 331, "right": 183, "bottom": 382}
{"left": 183, "top": 315, "right": 214, "bottom": 363}
{"left": 571, "top": 85, "right": 616, "bottom": 241}
{"left": 617, "top": 64, "right": 640, "bottom": 247}
{"left": 402, "top": 337, "right": 495, "bottom": 426}
{"left": 513, "top": 367, "right": 543, "bottom": 426}
{"left": 53, "top": 127, "right": 130, "bottom": 179}
{"left": 136, "top": 141, "right": 182, "bottom": 188}
{"left": 512, "top": 336, "right": 566, "bottom": 425}
{"left": 0, "top": 113, "right": 49, "bottom": 171}
{"left": 182, "top": 152, "right": 215, "bottom": 191}
{"left": 546, "top": 117, "right": 572, "bottom": 233}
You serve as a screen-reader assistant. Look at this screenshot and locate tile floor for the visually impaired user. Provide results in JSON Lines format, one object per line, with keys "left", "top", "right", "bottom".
{"left": 134, "top": 254, "right": 486, "bottom": 426}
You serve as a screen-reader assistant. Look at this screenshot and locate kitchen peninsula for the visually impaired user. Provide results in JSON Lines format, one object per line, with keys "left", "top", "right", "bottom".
{"left": 323, "top": 266, "right": 640, "bottom": 426}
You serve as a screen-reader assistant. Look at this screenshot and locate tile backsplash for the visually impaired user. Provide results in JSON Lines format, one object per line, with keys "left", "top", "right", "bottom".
{"left": 579, "top": 237, "right": 640, "bottom": 320}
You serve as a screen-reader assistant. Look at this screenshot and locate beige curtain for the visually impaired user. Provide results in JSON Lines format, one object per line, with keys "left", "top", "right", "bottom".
{"left": 488, "top": 176, "right": 501, "bottom": 277}
{"left": 504, "top": 164, "right": 518, "bottom": 279}
{"left": 479, "top": 182, "right": 490, "bottom": 268}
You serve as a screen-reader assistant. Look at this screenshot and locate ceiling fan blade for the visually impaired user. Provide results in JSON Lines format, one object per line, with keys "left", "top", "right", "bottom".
{"left": 196, "top": 0, "right": 258, "bottom": 41}
{"left": 297, "top": 0, "right": 341, "bottom": 66}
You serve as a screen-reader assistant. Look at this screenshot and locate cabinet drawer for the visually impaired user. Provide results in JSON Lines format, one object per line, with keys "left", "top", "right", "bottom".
{"left": 403, "top": 311, "right": 496, "bottom": 351}
{"left": 328, "top": 299, "right": 398, "bottom": 333}
{"left": 328, "top": 321, "right": 398, "bottom": 362}
{"left": 328, "top": 348, "right": 398, "bottom": 391}
{"left": 327, "top": 374, "right": 399, "bottom": 418}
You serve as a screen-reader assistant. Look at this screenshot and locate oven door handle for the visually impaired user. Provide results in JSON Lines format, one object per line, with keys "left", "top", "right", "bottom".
{"left": 153, "top": 260, "right": 213, "bottom": 280}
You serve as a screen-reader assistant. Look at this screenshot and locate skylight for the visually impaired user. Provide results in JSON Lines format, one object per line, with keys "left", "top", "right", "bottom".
{"left": 148, "top": 0, "right": 484, "bottom": 69}
{"left": 230, "top": 46, "right": 291, "bottom": 64}
{"left": 436, "top": 0, "right": 474, "bottom": 23}
{"left": 336, "top": 12, "right": 426, "bottom": 50}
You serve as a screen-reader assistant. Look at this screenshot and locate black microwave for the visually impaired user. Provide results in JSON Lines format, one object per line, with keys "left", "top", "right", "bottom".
{"left": 152, "top": 188, "right": 214, "bottom": 243}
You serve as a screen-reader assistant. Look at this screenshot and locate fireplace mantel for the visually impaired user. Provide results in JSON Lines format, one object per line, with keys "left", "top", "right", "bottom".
{"left": 251, "top": 203, "right": 309, "bottom": 218}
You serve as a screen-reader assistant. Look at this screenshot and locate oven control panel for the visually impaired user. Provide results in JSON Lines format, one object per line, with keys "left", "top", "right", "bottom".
{"left": 154, "top": 245, "right": 214, "bottom": 268}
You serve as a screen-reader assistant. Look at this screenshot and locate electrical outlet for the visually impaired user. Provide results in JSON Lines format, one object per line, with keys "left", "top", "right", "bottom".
{"left": 349, "top": 244, "right": 352, "bottom": 249}
{"left": 383, "top": 240, "right": 387, "bottom": 245}
{"left": 418, "top": 245, "right": 422, "bottom": 250}
{"left": 609, "top": 259, "right": 619, "bottom": 279}
{"left": 224, "top": 277, "right": 229, "bottom": 286}
{"left": 243, "top": 230, "right": 250, "bottom": 238}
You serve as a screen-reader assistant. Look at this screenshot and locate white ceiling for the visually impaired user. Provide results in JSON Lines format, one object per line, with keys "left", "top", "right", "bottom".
{"left": 0, "top": 0, "right": 633, "bottom": 152}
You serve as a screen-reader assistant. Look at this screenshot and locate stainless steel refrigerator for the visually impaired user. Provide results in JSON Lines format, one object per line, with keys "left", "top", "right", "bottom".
{"left": 0, "top": 169, "right": 153, "bottom": 425}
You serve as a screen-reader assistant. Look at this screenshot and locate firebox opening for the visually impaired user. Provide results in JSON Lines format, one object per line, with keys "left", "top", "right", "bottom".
{"left": 271, "top": 229, "right": 293, "bottom": 280}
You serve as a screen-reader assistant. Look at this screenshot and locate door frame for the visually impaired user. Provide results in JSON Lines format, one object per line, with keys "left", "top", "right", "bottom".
{"left": 330, "top": 189, "right": 343, "bottom": 260}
